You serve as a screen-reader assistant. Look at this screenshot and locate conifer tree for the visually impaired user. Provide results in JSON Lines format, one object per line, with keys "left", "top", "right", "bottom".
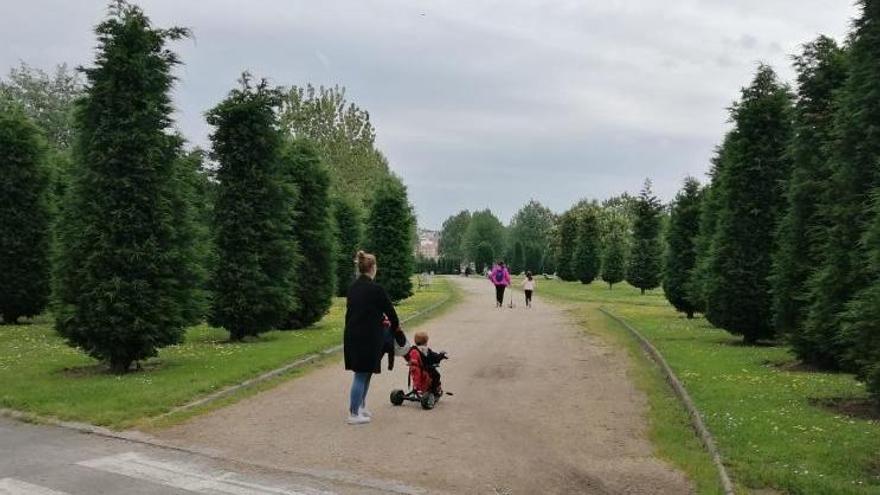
{"left": 365, "top": 176, "right": 415, "bottom": 302}
{"left": 663, "top": 177, "right": 703, "bottom": 318}
{"left": 511, "top": 242, "right": 525, "bottom": 275}
{"left": 208, "top": 76, "right": 298, "bottom": 341}
{"left": 573, "top": 208, "right": 601, "bottom": 284}
{"left": 770, "top": 37, "right": 848, "bottom": 346}
{"left": 54, "top": 3, "right": 200, "bottom": 371}
{"left": 0, "top": 104, "right": 50, "bottom": 324}
{"left": 332, "top": 195, "right": 363, "bottom": 297}
{"left": 475, "top": 242, "right": 494, "bottom": 273}
{"left": 705, "top": 65, "right": 793, "bottom": 343}
{"left": 822, "top": 0, "right": 880, "bottom": 376}
{"left": 601, "top": 230, "right": 626, "bottom": 289}
{"left": 556, "top": 210, "right": 578, "bottom": 281}
{"left": 627, "top": 179, "right": 663, "bottom": 294}
{"left": 282, "top": 140, "right": 336, "bottom": 328}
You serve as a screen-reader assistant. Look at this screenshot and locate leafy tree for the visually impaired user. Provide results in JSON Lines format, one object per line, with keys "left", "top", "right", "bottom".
{"left": 0, "top": 104, "right": 50, "bottom": 324}
{"left": 331, "top": 195, "right": 363, "bottom": 297}
{"left": 463, "top": 209, "right": 506, "bottom": 263}
{"left": 601, "top": 228, "right": 627, "bottom": 289}
{"left": 705, "top": 65, "right": 793, "bottom": 343}
{"left": 573, "top": 208, "right": 601, "bottom": 284}
{"left": 439, "top": 210, "right": 471, "bottom": 261}
{"left": 279, "top": 85, "right": 390, "bottom": 207}
{"left": 770, "top": 37, "right": 848, "bottom": 347}
{"left": 556, "top": 210, "right": 579, "bottom": 281}
{"left": 509, "top": 200, "right": 556, "bottom": 272}
{"left": 0, "top": 62, "right": 83, "bottom": 150}
{"left": 281, "top": 140, "right": 336, "bottom": 329}
{"left": 208, "top": 76, "right": 298, "bottom": 341}
{"left": 54, "top": 3, "right": 200, "bottom": 371}
{"left": 663, "top": 177, "right": 704, "bottom": 318}
{"left": 365, "top": 176, "right": 415, "bottom": 302}
{"left": 627, "top": 179, "right": 663, "bottom": 294}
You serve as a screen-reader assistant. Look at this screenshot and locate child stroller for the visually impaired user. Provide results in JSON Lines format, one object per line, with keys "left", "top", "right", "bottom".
{"left": 389, "top": 345, "right": 447, "bottom": 410}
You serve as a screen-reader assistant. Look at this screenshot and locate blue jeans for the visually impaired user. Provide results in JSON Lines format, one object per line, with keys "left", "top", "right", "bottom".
{"left": 349, "top": 372, "right": 372, "bottom": 415}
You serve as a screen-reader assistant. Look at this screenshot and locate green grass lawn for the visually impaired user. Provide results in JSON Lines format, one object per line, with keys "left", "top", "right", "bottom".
{"left": 533, "top": 277, "right": 880, "bottom": 495}
{"left": 0, "top": 278, "right": 455, "bottom": 429}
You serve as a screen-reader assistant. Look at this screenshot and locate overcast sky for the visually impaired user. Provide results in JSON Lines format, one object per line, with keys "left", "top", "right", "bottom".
{"left": 2, "top": 1, "right": 858, "bottom": 228}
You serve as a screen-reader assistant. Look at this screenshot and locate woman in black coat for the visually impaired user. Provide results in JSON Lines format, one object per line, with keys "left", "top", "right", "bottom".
{"left": 344, "top": 250, "right": 400, "bottom": 425}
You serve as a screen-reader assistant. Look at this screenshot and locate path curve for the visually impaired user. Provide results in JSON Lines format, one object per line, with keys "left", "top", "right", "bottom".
{"left": 156, "top": 277, "right": 692, "bottom": 494}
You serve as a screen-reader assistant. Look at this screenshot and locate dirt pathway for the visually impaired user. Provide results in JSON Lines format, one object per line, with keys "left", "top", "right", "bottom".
{"left": 156, "top": 277, "right": 692, "bottom": 494}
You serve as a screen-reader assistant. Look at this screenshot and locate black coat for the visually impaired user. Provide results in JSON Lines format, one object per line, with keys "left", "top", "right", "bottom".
{"left": 344, "top": 275, "right": 400, "bottom": 373}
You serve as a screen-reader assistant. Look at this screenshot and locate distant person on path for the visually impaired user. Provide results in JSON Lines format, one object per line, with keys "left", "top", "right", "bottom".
{"left": 344, "top": 250, "right": 402, "bottom": 425}
{"left": 488, "top": 261, "right": 511, "bottom": 308}
{"left": 523, "top": 271, "right": 536, "bottom": 308}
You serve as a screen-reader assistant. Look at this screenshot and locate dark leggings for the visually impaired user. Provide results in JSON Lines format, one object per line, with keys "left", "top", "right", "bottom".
{"left": 525, "top": 290, "right": 533, "bottom": 305}
{"left": 495, "top": 284, "right": 506, "bottom": 305}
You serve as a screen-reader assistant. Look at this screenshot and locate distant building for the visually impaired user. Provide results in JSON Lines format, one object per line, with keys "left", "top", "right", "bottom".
{"left": 416, "top": 229, "right": 440, "bottom": 259}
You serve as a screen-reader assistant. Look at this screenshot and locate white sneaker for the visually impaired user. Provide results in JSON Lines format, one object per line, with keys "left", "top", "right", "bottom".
{"left": 358, "top": 407, "right": 372, "bottom": 418}
{"left": 346, "top": 414, "right": 371, "bottom": 425}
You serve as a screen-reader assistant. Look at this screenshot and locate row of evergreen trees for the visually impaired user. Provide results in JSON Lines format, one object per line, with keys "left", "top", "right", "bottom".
{"left": 661, "top": 1, "right": 880, "bottom": 402}
{"left": 0, "top": 2, "right": 416, "bottom": 372}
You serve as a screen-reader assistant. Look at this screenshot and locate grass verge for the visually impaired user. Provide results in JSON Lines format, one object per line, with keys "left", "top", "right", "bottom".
{"left": 0, "top": 277, "right": 456, "bottom": 430}
{"left": 534, "top": 278, "right": 880, "bottom": 495}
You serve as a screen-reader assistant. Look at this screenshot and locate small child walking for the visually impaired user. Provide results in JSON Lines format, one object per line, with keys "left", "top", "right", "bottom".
{"left": 522, "top": 271, "right": 536, "bottom": 308}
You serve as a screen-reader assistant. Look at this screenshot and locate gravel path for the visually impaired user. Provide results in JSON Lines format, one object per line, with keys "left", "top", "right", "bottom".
{"left": 156, "top": 277, "right": 693, "bottom": 494}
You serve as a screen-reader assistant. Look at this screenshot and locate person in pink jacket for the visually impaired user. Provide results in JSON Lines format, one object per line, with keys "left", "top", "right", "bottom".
{"left": 488, "top": 261, "right": 511, "bottom": 308}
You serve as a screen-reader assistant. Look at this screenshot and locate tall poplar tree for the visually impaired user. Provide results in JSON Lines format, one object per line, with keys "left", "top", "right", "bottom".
{"left": 627, "top": 180, "right": 663, "bottom": 295}
{"left": 54, "top": 3, "right": 200, "bottom": 371}
{"left": 770, "top": 37, "right": 848, "bottom": 348}
{"left": 663, "top": 177, "right": 703, "bottom": 318}
{"left": 365, "top": 176, "right": 415, "bottom": 302}
{"left": 208, "top": 76, "right": 298, "bottom": 341}
{"left": 705, "top": 65, "right": 793, "bottom": 343}
{"left": 573, "top": 208, "right": 601, "bottom": 284}
{"left": 0, "top": 104, "right": 50, "bottom": 324}
{"left": 332, "top": 195, "right": 363, "bottom": 297}
{"left": 282, "top": 140, "right": 336, "bottom": 329}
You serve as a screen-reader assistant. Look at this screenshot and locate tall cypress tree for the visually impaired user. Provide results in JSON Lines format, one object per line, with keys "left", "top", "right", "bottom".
{"left": 208, "top": 76, "right": 298, "bottom": 341}
{"left": 688, "top": 138, "right": 731, "bottom": 313}
{"left": 556, "top": 210, "right": 578, "bottom": 281}
{"left": 627, "top": 179, "right": 663, "bottom": 295}
{"left": 54, "top": 3, "right": 199, "bottom": 372}
{"left": 281, "top": 140, "right": 336, "bottom": 329}
{"left": 663, "top": 177, "right": 704, "bottom": 318}
{"left": 332, "top": 195, "right": 363, "bottom": 297}
{"left": 705, "top": 65, "right": 793, "bottom": 343}
{"left": 573, "top": 208, "right": 601, "bottom": 284}
{"left": 601, "top": 230, "right": 626, "bottom": 289}
{"left": 770, "top": 37, "right": 848, "bottom": 348}
{"left": 365, "top": 175, "right": 414, "bottom": 302}
{"left": 804, "top": 0, "right": 880, "bottom": 370}
{"left": 511, "top": 242, "right": 525, "bottom": 275}
{"left": 841, "top": 195, "right": 880, "bottom": 402}
{"left": 0, "top": 104, "right": 50, "bottom": 324}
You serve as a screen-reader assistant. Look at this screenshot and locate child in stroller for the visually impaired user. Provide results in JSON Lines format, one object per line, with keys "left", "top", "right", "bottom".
{"left": 390, "top": 331, "right": 448, "bottom": 409}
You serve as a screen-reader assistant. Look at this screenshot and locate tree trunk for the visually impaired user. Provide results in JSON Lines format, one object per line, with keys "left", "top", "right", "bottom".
{"left": 109, "top": 357, "right": 132, "bottom": 374}
{"left": 640, "top": 288, "right": 645, "bottom": 295}
{"left": 686, "top": 310, "right": 694, "bottom": 319}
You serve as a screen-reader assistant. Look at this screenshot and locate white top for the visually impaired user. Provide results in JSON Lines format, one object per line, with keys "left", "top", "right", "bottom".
{"left": 523, "top": 278, "right": 536, "bottom": 291}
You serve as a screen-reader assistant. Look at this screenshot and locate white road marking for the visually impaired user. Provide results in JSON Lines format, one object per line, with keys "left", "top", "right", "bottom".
{"left": 77, "top": 452, "right": 333, "bottom": 495}
{"left": 0, "top": 479, "right": 70, "bottom": 495}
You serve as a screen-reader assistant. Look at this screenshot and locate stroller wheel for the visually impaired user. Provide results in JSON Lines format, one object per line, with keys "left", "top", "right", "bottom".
{"left": 420, "top": 392, "right": 436, "bottom": 410}
{"left": 390, "top": 389, "right": 405, "bottom": 406}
